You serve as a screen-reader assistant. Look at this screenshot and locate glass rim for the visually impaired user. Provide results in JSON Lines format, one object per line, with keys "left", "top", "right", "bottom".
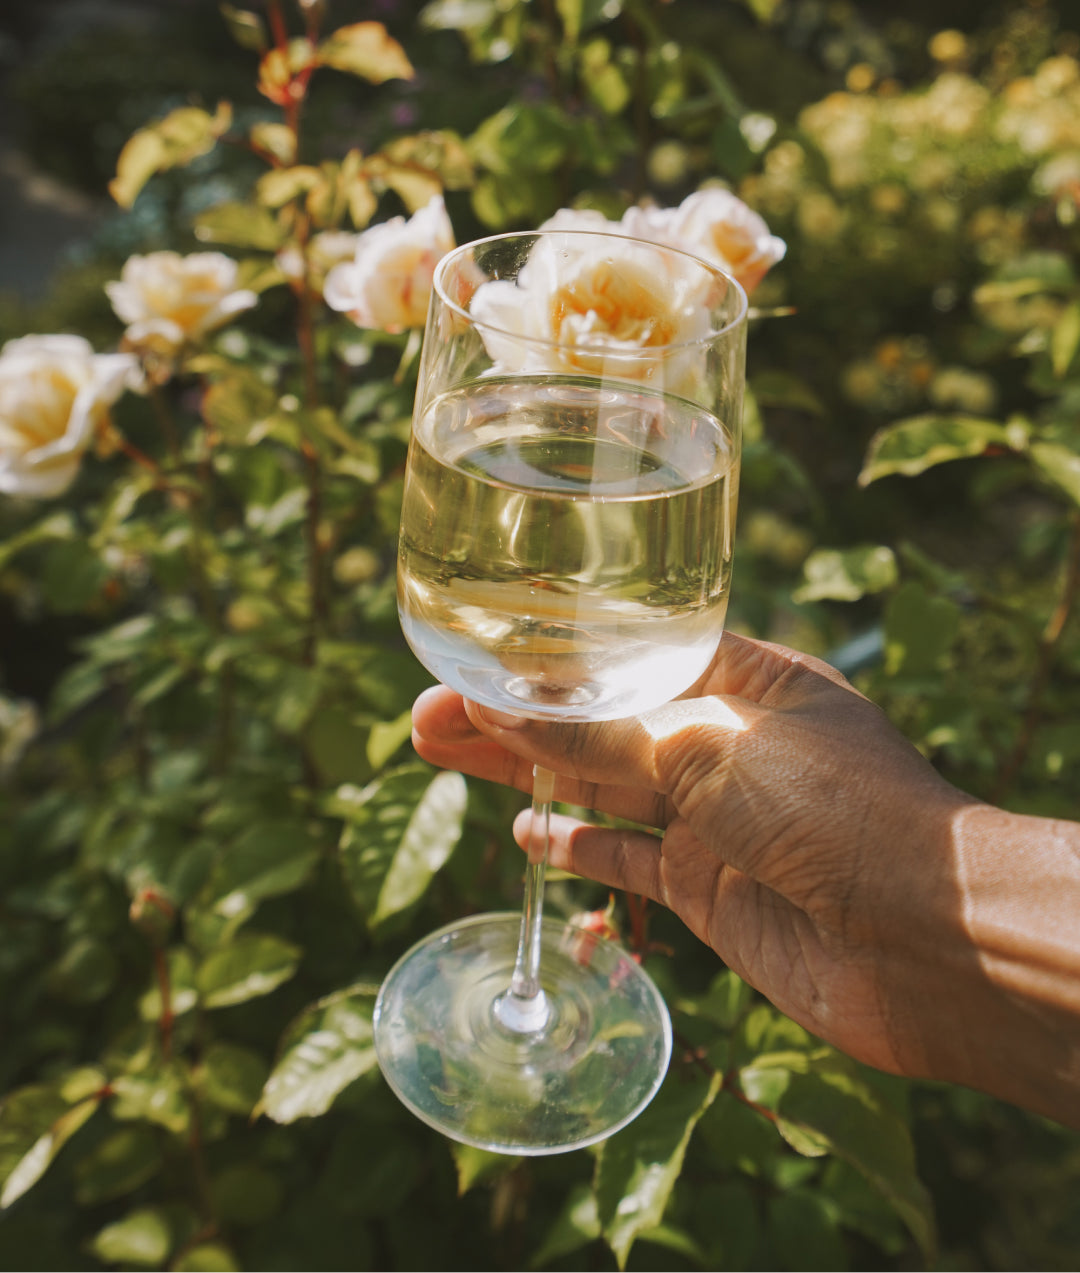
{"left": 431, "top": 228, "right": 749, "bottom": 356}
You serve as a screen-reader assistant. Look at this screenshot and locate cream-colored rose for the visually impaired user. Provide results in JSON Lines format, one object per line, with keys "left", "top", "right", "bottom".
{"left": 469, "top": 232, "right": 715, "bottom": 390}
{"left": 0, "top": 335, "right": 136, "bottom": 497}
{"left": 323, "top": 195, "right": 455, "bottom": 332}
{"left": 106, "top": 251, "right": 258, "bottom": 360}
{"left": 624, "top": 188, "right": 786, "bottom": 294}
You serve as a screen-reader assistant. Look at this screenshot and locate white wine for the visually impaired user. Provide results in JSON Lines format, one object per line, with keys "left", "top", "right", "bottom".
{"left": 398, "top": 376, "right": 737, "bottom": 720}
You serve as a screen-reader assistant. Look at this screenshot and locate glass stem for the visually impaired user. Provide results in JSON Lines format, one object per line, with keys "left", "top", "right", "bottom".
{"left": 494, "top": 764, "right": 554, "bottom": 1034}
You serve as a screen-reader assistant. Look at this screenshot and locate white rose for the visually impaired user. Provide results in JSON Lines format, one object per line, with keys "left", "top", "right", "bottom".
{"left": 469, "top": 232, "right": 715, "bottom": 390}
{"left": 106, "top": 251, "right": 258, "bottom": 357}
{"left": 323, "top": 195, "right": 455, "bottom": 332}
{"left": 0, "top": 335, "right": 137, "bottom": 498}
{"left": 623, "top": 188, "right": 786, "bottom": 294}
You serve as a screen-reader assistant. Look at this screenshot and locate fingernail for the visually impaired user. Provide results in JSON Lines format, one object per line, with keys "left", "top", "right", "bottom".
{"left": 475, "top": 705, "right": 528, "bottom": 730}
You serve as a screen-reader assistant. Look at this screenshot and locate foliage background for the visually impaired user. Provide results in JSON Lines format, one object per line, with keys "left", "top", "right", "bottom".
{"left": 1, "top": 0, "right": 1079, "bottom": 1269}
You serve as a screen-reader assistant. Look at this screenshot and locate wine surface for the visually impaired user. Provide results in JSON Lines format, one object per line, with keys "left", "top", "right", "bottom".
{"left": 398, "top": 376, "right": 737, "bottom": 720}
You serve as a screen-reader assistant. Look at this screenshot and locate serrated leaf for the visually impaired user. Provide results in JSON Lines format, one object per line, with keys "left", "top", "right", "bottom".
{"left": 595, "top": 1070, "right": 722, "bottom": 1269}
{"left": 197, "top": 933, "right": 301, "bottom": 1008}
{"left": 793, "top": 544, "right": 898, "bottom": 604}
{"left": 316, "top": 22, "right": 414, "bottom": 83}
{"left": 859, "top": 415, "right": 1012, "bottom": 485}
{"left": 91, "top": 1206, "right": 172, "bottom": 1268}
{"left": 258, "top": 986, "right": 378, "bottom": 1122}
{"left": 777, "top": 1067, "right": 936, "bottom": 1264}
{"left": 109, "top": 102, "right": 232, "bottom": 208}
{"left": 337, "top": 766, "right": 467, "bottom": 928}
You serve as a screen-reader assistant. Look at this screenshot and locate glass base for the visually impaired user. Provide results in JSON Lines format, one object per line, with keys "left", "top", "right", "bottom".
{"left": 373, "top": 913, "right": 672, "bottom": 1155}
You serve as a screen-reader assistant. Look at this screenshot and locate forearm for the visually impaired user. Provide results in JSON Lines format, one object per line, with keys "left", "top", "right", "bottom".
{"left": 924, "top": 803, "right": 1080, "bottom": 1127}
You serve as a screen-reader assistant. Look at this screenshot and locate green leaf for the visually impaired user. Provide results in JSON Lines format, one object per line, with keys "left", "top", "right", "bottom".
{"left": 676, "top": 968, "right": 753, "bottom": 1029}
{"left": 595, "top": 1070, "right": 723, "bottom": 1269}
{"left": 0, "top": 1089, "right": 100, "bottom": 1209}
{"left": 211, "top": 1164, "right": 284, "bottom": 1226}
{"left": 255, "top": 165, "right": 322, "bottom": 209}
{"left": 109, "top": 102, "right": 233, "bottom": 208}
{"left": 0, "top": 510, "right": 76, "bottom": 571}
{"left": 883, "top": 581, "right": 960, "bottom": 677}
{"left": 580, "top": 39, "right": 630, "bottom": 115}
{"left": 173, "top": 1242, "right": 240, "bottom": 1272}
{"left": 793, "top": 545, "right": 898, "bottom": 604}
{"left": 196, "top": 933, "right": 301, "bottom": 1009}
{"left": 859, "top": 415, "right": 1012, "bottom": 485}
{"left": 1029, "top": 440, "right": 1080, "bottom": 506}
{"left": 750, "top": 369, "right": 826, "bottom": 416}
{"left": 197, "top": 1043, "right": 269, "bottom": 1117}
{"left": 40, "top": 538, "right": 109, "bottom": 614}
{"left": 258, "top": 985, "right": 378, "bottom": 1122}
{"left": 1051, "top": 300, "right": 1080, "bottom": 377}
{"left": 337, "top": 766, "right": 467, "bottom": 929}
{"left": 220, "top": 2, "right": 268, "bottom": 52}
{"left": 769, "top": 1189, "right": 848, "bottom": 1272}
{"left": 110, "top": 1065, "right": 190, "bottom": 1135}
{"left": 74, "top": 1124, "right": 163, "bottom": 1205}
{"left": 777, "top": 1067, "right": 936, "bottom": 1264}
{"left": 529, "top": 1181, "right": 601, "bottom": 1269}
{"left": 367, "top": 710, "right": 414, "bottom": 770}
{"left": 194, "top": 201, "right": 286, "bottom": 251}
{"left": 469, "top": 103, "right": 576, "bottom": 175}
{"left": 452, "top": 1143, "right": 518, "bottom": 1194}
{"left": 316, "top": 22, "right": 414, "bottom": 82}
{"left": 91, "top": 1206, "right": 172, "bottom": 1268}
{"left": 205, "top": 820, "right": 319, "bottom": 920}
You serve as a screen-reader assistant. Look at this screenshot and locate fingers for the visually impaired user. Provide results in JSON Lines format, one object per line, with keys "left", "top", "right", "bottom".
{"left": 516, "top": 810, "right": 670, "bottom": 902}
{"left": 411, "top": 685, "right": 672, "bottom": 827}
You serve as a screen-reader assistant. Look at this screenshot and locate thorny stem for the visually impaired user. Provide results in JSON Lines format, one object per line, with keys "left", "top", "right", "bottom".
{"left": 992, "top": 508, "right": 1080, "bottom": 801}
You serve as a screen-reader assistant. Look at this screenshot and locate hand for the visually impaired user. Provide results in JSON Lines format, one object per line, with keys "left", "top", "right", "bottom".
{"left": 411, "top": 632, "right": 1080, "bottom": 1126}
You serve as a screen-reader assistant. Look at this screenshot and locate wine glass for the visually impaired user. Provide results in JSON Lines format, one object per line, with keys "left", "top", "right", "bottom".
{"left": 373, "top": 228, "right": 747, "bottom": 1154}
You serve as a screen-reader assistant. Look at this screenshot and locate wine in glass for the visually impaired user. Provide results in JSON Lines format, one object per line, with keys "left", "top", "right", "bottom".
{"left": 374, "top": 228, "right": 747, "bottom": 1154}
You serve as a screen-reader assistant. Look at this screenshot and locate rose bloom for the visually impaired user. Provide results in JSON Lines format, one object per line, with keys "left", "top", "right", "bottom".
{"left": 106, "top": 251, "right": 258, "bottom": 362}
{"left": 468, "top": 231, "right": 716, "bottom": 391}
{"left": 323, "top": 195, "right": 455, "bottom": 332}
{"left": 0, "top": 335, "right": 136, "bottom": 497}
{"left": 622, "top": 188, "right": 786, "bottom": 294}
